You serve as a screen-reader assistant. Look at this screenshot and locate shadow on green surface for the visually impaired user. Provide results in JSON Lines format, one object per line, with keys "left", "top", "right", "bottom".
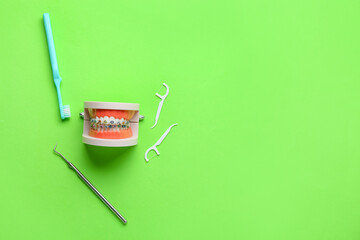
{"left": 84, "top": 144, "right": 132, "bottom": 167}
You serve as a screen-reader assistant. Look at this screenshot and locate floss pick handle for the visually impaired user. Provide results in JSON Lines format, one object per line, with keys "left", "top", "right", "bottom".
{"left": 151, "top": 83, "right": 169, "bottom": 128}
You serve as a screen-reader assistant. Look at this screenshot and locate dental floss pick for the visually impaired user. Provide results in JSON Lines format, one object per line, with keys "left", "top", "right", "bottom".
{"left": 151, "top": 83, "right": 169, "bottom": 128}
{"left": 145, "top": 124, "right": 178, "bottom": 162}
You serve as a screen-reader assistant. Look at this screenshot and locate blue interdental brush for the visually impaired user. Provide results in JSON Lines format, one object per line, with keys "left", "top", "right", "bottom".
{"left": 43, "top": 13, "right": 71, "bottom": 120}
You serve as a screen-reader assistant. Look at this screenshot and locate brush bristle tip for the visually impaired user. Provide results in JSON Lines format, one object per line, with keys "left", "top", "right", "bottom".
{"left": 62, "top": 105, "right": 71, "bottom": 118}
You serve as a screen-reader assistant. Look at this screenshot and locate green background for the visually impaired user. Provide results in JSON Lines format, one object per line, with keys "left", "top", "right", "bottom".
{"left": 1, "top": 0, "right": 360, "bottom": 239}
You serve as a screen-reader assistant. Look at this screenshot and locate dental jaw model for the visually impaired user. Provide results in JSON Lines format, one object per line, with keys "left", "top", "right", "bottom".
{"left": 82, "top": 101, "right": 140, "bottom": 147}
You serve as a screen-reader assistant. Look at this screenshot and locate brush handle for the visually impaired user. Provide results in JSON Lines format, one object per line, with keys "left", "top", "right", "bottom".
{"left": 55, "top": 85, "right": 63, "bottom": 107}
{"left": 43, "top": 13, "right": 61, "bottom": 80}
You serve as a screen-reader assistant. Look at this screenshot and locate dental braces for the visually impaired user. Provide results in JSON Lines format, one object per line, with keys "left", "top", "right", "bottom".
{"left": 90, "top": 117, "right": 130, "bottom": 131}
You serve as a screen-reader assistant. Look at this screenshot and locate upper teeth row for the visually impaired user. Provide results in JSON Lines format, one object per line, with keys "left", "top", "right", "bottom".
{"left": 90, "top": 116, "right": 129, "bottom": 125}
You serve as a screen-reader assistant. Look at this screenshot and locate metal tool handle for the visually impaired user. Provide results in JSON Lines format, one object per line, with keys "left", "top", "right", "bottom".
{"left": 68, "top": 163, "right": 127, "bottom": 224}
{"left": 53, "top": 144, "right": 127, "bottom": 224}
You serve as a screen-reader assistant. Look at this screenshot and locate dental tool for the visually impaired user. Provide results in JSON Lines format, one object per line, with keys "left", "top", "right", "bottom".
{"left": 151, "top": 83, "right": 169, "bottom": 128}
{"left": 53, "top": 144, "right": 127, "bottom": 224}
{"left": 145, "top": 123, "right": 178, "bottom": 162}
{"left": 43, "top": 13, "right": 71, "bottom": 120}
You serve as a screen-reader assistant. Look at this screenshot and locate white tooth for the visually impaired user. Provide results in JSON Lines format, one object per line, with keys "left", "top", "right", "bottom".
{"left": 104, "top": 116, "right": 109, "bottom": 124}
{"left": 109, "top": 116, "right": 115, "bottom": 124}
{"left": 95, "top": 117, "right": 99, "bottom": 131}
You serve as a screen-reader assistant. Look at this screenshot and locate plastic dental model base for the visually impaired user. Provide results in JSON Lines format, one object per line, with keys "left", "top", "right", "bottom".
{"left": 151, "top": 83, "right": 169, "bottom": 128}
{"left": 82, "top": 101, "right": 140, "bottom": 147}
{"left": 145, "top": 123, "right": 177, "bottom": 162}
{"left": 53, "top": 144, "right": 127, "bottom": 224}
